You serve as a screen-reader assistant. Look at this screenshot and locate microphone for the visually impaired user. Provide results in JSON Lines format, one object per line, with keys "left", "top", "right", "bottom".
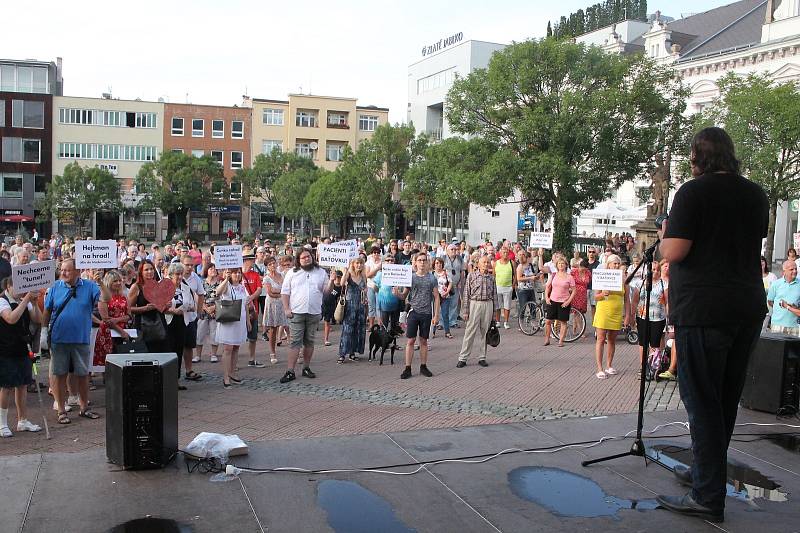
{"left": 654, "top": 214, "right": 668, "bottom": 229}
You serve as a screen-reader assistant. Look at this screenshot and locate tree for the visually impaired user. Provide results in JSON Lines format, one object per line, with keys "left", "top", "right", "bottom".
{"left": 708, "top": 73, "right": 800, "bottom": 264}
{"left": 271, "top": 166, "right": 319, "bottom": 227}
{"left": 304, "top": 169, "right": 357, "bottom": 234}
{"left": 135, "top": 151, "right": 225, "bottom": 234}
{"left": 240, "top": 149, "right": 317, "bottom": 218}
{"left": 37, "top": 162, "right": 122, "bottom": 237}
{"left": 547, "top": 21, "right": 553, "bottom": 38}
{"left": 446, "top": 38, "right": 689, "bottom": 252}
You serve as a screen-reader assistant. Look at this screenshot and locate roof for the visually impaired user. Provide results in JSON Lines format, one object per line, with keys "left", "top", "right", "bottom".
{"left": 356, "top": 105, "right": 389, "bottom": 112}
{"left": 667, "top": 0, "right": 767, "bottom": 61}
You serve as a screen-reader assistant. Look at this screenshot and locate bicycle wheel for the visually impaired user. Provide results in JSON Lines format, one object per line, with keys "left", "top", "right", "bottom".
{"left": 550, "top": 308, "right": 586, "bottom": 343}
{"left": 518, "top": 301, "right": 542, "bottom": 336}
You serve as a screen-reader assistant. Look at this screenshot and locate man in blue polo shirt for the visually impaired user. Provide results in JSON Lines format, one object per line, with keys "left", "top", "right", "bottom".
{"left": 42, "top": 259, "right": 101, "bottom": 424}
{"left": 767, "top": 260, "right": 800, "bottom": 335}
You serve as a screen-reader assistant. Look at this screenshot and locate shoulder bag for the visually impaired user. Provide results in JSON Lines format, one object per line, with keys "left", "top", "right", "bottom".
{"left": 217, "top": 285, "right": 242, "bottom": 323}
{"left": 334, "top": 284, "right": 347, "bottom": 323}
{"left": 486, "top": 319, "right": 501, "bottom": 348}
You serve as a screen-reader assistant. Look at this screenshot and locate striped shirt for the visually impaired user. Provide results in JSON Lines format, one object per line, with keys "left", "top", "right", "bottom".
{"left": 462, "top": 271, "right": 498, "bottom": 314}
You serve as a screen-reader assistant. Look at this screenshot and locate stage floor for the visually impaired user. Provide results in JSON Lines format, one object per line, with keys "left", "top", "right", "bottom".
{"left": 3, "top": 409, "right": 798, "bottom": 533}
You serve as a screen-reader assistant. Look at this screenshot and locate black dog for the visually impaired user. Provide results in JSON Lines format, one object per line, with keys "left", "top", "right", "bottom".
{"left": 368, "top": 324, "right": 400, "bottom": 365}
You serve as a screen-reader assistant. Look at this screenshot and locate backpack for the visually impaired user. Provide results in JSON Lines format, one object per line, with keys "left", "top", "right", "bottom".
{"left": 645, "top": 346, "right": 670, "bottom": 382}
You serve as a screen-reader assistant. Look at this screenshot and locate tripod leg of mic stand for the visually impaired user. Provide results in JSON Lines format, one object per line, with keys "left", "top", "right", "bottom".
{"left": 581, "top": 450, "right": 635, "bottom": 467}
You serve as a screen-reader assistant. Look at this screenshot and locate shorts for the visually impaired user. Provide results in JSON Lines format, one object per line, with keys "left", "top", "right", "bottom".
{"left": 184, "top": 319, "right": 198, "bottom": 349}
{"left": 197, "top": 317, "right": 218, "bottom": 346}
{"left": 545, "top": 302, "right": 571, "bottom": 322}
{"left": 636, "top": 317, "right": 666, "bottom": 348}
{"left": 367, "top": 287, "right": 377, "bottom": 318}
{"left": 406, "top": 310, "right": 432, "bottom": 340}
{"left": 289, "top": 313, "right": 320, "bottom": 348}
{"left": 496, "top": 285, "right": 513, "bottom": 310}
{"left": 247, "top": 315, "right": 259, "bottom": 342}
{"left": 51, "top": 343, "right": 91, "bottom": 377}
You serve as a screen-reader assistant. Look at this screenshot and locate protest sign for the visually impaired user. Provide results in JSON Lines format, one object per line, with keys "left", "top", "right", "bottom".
{"left": 336, "top": 239, "right": 359, "bottom": 259}
{"left": 318, "top": 243, "right": 352, "bottom": 269}
{"left": 12, "top": 260, "right": 56, "bottom": 295}
{"left": 381, "top": 264, "right": 413, "bottom": 287}
{"left": 74, "top": 240, "right": 118, "bottom": 269}
{"left": 530, "top": 232, "right": 554, "bottom": 249}
{"left": 591, "top": 268, "right": 624, "bottom": 292}
{"left": 794, "top": 232, "right": 800, "bottom": 252}
{"left": 214, "top": 245, "right": 243, "bottom": 269}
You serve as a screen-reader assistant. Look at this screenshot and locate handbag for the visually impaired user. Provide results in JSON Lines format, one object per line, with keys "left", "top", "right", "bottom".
{"left": 140, "top": 312, "right": 167, "bottom": 343}
{"left": 333, "top": 291, "right": 346, "bottom": 323}
{"left": 216, "top": 299, "right": 242, "bottom": 323}
{"left": 486, "top": 319, "right": 501, "bottom": 347}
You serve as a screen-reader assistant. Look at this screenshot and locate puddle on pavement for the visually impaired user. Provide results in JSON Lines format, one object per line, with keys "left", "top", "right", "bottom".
{"left": 647, "top": 444, "right": 789, "bottom": 504}
{"left": 508, "top": 467, "right": 659, "bottom": 519}
{"left": 765, "top": 433, "right": 800, "bottom": 454}
{"left": 109, "top": 518, "right": 193, "bottom": 532}
{"left": 317, "top": 480, "right": 416, "bottom": 533}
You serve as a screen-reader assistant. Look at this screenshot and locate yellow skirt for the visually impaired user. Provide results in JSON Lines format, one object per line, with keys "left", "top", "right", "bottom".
{"left": 592, "top": 291, "right": 624, "bottom": 331}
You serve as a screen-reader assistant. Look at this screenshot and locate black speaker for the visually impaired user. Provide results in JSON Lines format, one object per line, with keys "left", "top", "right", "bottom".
{"left": 105, "top": 353, "right": 179, "bottom": 469}
{"left": 740, "top": 333, "right": 800, "bottom": 414}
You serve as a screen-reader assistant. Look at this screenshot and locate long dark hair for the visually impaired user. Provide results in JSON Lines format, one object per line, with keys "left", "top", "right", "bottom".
{"left": 136, "top": 259, "right": 156, "bottom": 286}
{"left": 691, "top": 127, "right": 740, "bottom": 175}
{"left": 293, "top": 247, "right": 318, "bottom": 272}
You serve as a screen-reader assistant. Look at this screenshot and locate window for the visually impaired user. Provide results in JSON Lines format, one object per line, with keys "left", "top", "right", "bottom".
{"left": 212, "top": 181, "right": 223, "bottom": 197}
{"left": 262, "top": 108, "right": 284, "bottom": 125}
{"left": 230, "top": 151, "right": 243, "bottom": 169}
{"left": 192, "top": 149, "right": 205, "bottom": 158}
{"left": 34, "top": 174, "right": 48, "bottom": 196}
{"left": 358, "top": 115, "right": 378, "bottom": 131}
{"left": 135, "top": 112, "right": 156, "bottom": 128}
{"left": 416, "top": 68, "right": 457, "bottom": 95}
{"left": 211, "top": 150, "right": 223, "bottom": 165}
{"left": 2, "top": 174, "right": 23, "bottom": 198}
{"left": 0, "top": 65, "right": 46, "bottom": 93}
{"left": 326, "top": 143, "right": 345, "bottom": 162}
{"left": 192, "top": 119, "right": 204, "bottom": 137}
{"left": 262, "top": 140, "right": 283, "bottom": 154}
{"left": 171, "top": 117, "right": 184, "bottom": 135}
{"left": 12, "top": 100, "right": 44, "bottom": 128}
{"left": 0, "top": 65, "right": 15, "bottom": 91}
{"left": 231, "top": 120, "right": 244, "bottom": 139}
{"left": 0, "top": 100, "right": 3, "bottom": 127}
{"left": 491, "top": 210, "right": 500, "bottom": 218}
{"left": 230, "top": 181, "right": 242, "bottom": 199}
{"left": 23, "top": 139, "right": 40, "bottom": 163}
{"left": 296, "top": 110, "right": 317, "bottom": 128}
{"left": 57, "top": 142, "right": 156, "bottom": 161}
{"left": 327, "top": 112, "right": 348, "bottom": 127}
{"left": 2, "top": 138, "right": 40, "bottom": 163}
{"left": 295, "top": 142, "right": 316, "bottom": 159}
{"left": 171, "top": 148, "right": 184, "bottom": 154}
{"left": 212, "top": 119, "right": 224, "bottom": 138}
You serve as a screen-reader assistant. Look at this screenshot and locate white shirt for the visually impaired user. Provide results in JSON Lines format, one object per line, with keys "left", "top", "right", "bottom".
{"left": 0, "top": 296, "right": 33, "bottom": 314}
{"left": 364, "top": 256, "right": 380, "bottom": 289}
{"left": 281, "top": 267, "right": 328, "bottom": 315}
{"left": 181, "top": 272, "right": 205, "bottom": 323}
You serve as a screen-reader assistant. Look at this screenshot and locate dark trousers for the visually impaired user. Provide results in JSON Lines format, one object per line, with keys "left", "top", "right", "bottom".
{"left": 675, "top": 321, "right": 761, "bottom": 511}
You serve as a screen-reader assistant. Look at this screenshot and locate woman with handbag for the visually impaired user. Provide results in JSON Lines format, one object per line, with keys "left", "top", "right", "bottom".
{"left": 164, "top": 263, "right": 198, "bottom": 386}
{"left": 128, "top": 260, "right": 170, "bottom": 354}
{"left": 321, "top": 270, "right": 342, "bottom": 347}
{"left": 93, "top": 270, "right": 131, "bottom": 370}
{"left": 261, "top": 257, "right": 287, "bottom": 363}
{"left": 216, "top": 268, "right": 254, "bottom": 388}
{"left": 374, "top": 254, "right": 403, "bottom": 335}
{"left": 196, "top": 264, "right": 221, "bottom": 363}
{"left": 337, "top": 257, "right": 367, "bottom": 364}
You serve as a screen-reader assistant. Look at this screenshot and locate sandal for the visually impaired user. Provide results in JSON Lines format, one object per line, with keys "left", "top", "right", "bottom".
{"left": 445, "top": 333, "right": 454, "bottom": 339}
{"left": 605, "top": 367, "right": 617, "bottom": 375}
{"left": 348, "top": 354, "right": 360, "bottom": 361}
{"left": 185, "top": 371, "right": 203, "bottom": 381}
{"left": 595, "top": 371, "right": 607, "bottom": 380}
{"left": 79, "top": 409, "right": 100, "bottom": 420}
{"left": 324, "top": 341, "right": 332, "bottom": 346}
{"left": 57, "top": 412, "right": 71, "bottom": 424}
{"left": 337, "top": 356, "right": 346, "bottom": 364}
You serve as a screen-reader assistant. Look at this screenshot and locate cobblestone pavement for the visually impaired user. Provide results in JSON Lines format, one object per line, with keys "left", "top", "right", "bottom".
{"left": 0, "top": 316, "right": 683, "bottom": 456}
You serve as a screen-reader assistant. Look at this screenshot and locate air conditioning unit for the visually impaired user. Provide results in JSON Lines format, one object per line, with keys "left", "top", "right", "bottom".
{"left": 99, "top": 163, "right": 118, "bottom": 176}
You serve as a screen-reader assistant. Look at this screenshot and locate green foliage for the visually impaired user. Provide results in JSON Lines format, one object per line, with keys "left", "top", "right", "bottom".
{"left": 304, "top": 169, "right": 357, "bottom": 225}
{"left": 708, "top": 73, "right": 800, "bottom": 263}
{"left": 551, "top": 0, "right": 647, "bottom": 39}
{"left": 271, "top": 166, "right": 319, "bottom": 220}
{"left": 446, "top": 38, "right": 687, "bottom": 252}
{"left": 37, "top": 162, "right": 123, "bottom": 235}
{"left": 135, "top": 151, "right": 225, "bottom": 233}
{"left": 240, "top": 150, "right": 317, "bottom": 212}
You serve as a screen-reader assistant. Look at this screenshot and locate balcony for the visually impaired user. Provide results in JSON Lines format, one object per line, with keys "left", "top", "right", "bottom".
{"left": 327, "top": 121, "right": 350, "bottom": 129}
{"left": 327, "top": 112, "right": 350, "bottom": 129}
{"left": 427, "top": 128, "right": 443, "bottom": 142}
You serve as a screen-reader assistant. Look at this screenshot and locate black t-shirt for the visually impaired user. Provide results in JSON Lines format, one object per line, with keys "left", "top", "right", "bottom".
{"left": 0, "top": 257, "right": 10, "bottom": 282}
{"left": 398, "top": 252, "right": 413, "bottom": 265}
{"left": 664, "top": 172, "right": 768, "bottom": 326}
{"left": 587, "top": 259, "right": 600, "bottom": 289}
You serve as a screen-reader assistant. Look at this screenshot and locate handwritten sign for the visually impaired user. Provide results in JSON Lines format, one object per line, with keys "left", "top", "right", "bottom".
{"left": 592, "top": 268, "right": 624, "bottom": 292}
{"left": 12, "top": 260, "right": 56, "bottom": 295}
{"left": 214, "top": 245, "right": 243, "bottom": 269}
{"left": 335, "top": 239, "right": 359, "bottom": 259}
{"left": 318, "top": 243, "right": 352, "bottom": 268}
{"left": 74, "top": 240, "right": 118, "bottom": 269}
{"left": 381, "top": 264, "right": 413, "bottom": 287}
{"left": 530, "top": 232, "right": 554, "bottom": 249}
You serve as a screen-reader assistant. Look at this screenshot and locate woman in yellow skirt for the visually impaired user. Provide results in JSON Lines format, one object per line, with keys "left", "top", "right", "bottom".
{"left": 592, "top": 255, "right": 628, "bottom": 379}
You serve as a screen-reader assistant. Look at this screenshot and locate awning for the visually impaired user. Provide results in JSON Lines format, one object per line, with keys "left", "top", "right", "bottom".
{"left": 1, "top": 215, "right": 33, "bottom": 222}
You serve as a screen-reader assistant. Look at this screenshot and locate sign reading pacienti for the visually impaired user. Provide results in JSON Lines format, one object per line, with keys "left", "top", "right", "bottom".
{"left": 421, "top": 32, "right": 464, "bottom": 57}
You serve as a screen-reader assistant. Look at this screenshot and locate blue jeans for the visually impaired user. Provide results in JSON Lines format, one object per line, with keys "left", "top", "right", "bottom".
{"left": 675, "top": 321, "right": 761, "bottom": 511}
{"left": 440, "top": 295, "right": 452, "bottom": 334}
{"left": 446, "top": 291, "right": 460, "bottom": 327}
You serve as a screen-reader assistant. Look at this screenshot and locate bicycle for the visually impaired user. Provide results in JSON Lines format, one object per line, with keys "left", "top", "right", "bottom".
{"left": 550, "top": 306, "right": 586, "bottom": 343}
{"left": 518, "top": 300, "right": 545, "bottom": 335}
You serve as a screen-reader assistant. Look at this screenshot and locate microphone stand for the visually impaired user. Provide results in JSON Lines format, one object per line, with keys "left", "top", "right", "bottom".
{"left": 582, "top": 238, "right": 666, "bottom": 468}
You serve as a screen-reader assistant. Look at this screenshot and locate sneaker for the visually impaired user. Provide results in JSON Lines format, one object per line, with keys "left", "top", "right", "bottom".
{"left": 0, "top": 426, "right": 11, "bottom": 438}
{"left": 279, "top": 370, "right": 296, "bottom": 383}
{"left": 16, "top": 420, "right": 41, "bottom": 433}
{"left": 478, "top": 359, "right": 489, "bottom": 367}
{"left": 53, "top": 401, "right": 72, "bottom": 412}
{"left": 302, "top": 367, "right": 316, "bottom": 378}
{"left": 261, "top": 332, "right": 269, "bottom": 341}
{"left": 658, "top": 370, "right": 677, "bottom": 381}
{"left": 191, "top": 356, "right": 200, "bottom": 363}
{"left": 210, "top": 355, "right": 219, "bottom": 363}
{"left": 503, "top": 322, "right": 510, "bottom": 329}
{"left": 270, "top": 355, "right": 278, "bottom": 364}
{"left": 248, "top": 360, "right": 266, "bottom": 368}
{"left": 456, "top": 361, "right": 467, "bottom": 368}
{"left": 419, "top": 365, "right": 433, "bottom": 377}
{"left": 67, "top": 395, "right": 80, "bottom": 406}
{"left": 400, "top": 367, "right": 412, "bottom": 380}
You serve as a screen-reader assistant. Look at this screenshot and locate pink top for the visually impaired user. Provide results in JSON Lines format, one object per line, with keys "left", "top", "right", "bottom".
{"left": 548, "top": 273, "right": 575, "bottom": 303}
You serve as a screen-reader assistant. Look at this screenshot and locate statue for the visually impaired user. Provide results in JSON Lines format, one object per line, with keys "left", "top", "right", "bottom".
{"left": 648, "top": 150, "right": 671, "bottom": 218}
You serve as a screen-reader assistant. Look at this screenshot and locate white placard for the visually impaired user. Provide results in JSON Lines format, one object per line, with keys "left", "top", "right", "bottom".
{"left": 530, "top": 232, "right": 554, "bottom": 249}
{"left": 318, "top": 243, "right": 352, "bottom": 269}
{"left": 336, "top": 239, "right": 359, "bottom": 259}
{"left": 592, "top": 268, "right": 624, "bottom": 292}
{"left": 214, "top": 245, "right": 243, "bottom": 269}
{"left": 74, "top": 240, "right": 118, "bottom": 269}
{"left": 12, "top": 260, "right": 56, "bottom": 295}
{"left": 381, "top": 264, "right": 413, "bottom": 287}
{"left": 793, "top": 232, "right": 800, "bottom": 252}
{"left": 111, "top": 329, "right": 138, "bottom": 338}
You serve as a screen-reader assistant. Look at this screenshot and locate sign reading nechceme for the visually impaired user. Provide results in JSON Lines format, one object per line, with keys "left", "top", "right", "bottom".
{"left": 12, "top": 260, "right": 57, "bottom": 295}
{"left": 214, "top": 245, "right": 243, "bottom": 270}
{"left": 74, "top": 240, "right": 118, "bottom": 269}
{"left": 591, "top": 268, "right": 624, "bottom": 292}
{"left": 318, "top": 244, "right": 353, "bottom": 269}
{"left": 422, "top": 32, "right": 464, "bottom": 56}
{"left": 381, "top": 264, "right": 413, "bottom": 287}
{"left": 530, "top": 232, "right": 554, "bottom": 249}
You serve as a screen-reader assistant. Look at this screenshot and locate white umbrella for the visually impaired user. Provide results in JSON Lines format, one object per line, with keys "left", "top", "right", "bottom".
{"left": 581, "top": 199, "right": 627, "bottom": 219}
{"left": 617, "top": 205, "right": 648, "bottom": 222}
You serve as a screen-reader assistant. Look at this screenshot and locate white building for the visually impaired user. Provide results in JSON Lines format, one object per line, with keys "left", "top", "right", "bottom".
{"left": 407, "top": 36, "right": 524, "bottom": 245}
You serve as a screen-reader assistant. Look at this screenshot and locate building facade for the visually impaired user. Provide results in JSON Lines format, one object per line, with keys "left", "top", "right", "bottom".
{"left": 162, "top": 103, "right": 252, "bottom": 237}
{"left": 244, "top": 94, "right": 388, "bottom": 235}
{"left": 52, "top": 95, "right": 165, "bottom": 239}
{"left": 0, "top": 58, "right": 62, "bottom": 238}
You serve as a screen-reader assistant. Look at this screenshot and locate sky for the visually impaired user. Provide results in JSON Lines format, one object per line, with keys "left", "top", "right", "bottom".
{"left": 4, "top": 0, "right": 732, "bottom": 123}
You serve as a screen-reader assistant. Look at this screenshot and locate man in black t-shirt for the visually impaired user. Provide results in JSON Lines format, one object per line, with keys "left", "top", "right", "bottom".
{"left": 656, "top": 128, "right": 769, "bottom": 523}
